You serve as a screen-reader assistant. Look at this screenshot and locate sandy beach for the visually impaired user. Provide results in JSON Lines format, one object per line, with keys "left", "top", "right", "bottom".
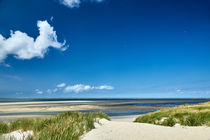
{"left": 81, "top": 117, "right": 210, "bottom": 140}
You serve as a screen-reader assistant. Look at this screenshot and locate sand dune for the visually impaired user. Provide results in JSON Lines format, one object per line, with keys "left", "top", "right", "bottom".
{"left": 81, "top": 118, "right": 210, "bottom": 140}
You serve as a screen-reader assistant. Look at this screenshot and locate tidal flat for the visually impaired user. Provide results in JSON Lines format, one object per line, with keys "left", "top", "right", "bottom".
{"left": 0, "top": 98, "right": 209, "bottom": 121}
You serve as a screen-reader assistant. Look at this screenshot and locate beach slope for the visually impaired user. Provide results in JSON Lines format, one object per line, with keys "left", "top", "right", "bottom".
{"left": 81, "top": 119, "right": 210, "bottom": 140}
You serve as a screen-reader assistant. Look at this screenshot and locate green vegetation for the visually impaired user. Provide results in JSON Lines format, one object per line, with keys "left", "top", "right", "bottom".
{"left": 0, "top": 112, "right": 110, "bottom": 140}
{"left": 134, "top": 101, "right": 210, "bottom": 127}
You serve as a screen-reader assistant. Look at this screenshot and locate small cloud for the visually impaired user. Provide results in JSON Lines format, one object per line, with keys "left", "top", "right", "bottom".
{"left": 64, "top": 84, "right": 114, "bottom": 93}
{"left": 95, "top": 85, "right": 114, "bottom": 90}
{"left": 57, "top": 83, "right": 66, "bottom": 88}
{"left": 35, "top": 89, "right": 43, "bottom": 94}
{"left": 59, "top": 0, "right": 104, "bottom": 8}
{"left": 64, "top": 84, "right": 92, "bottom": 93}
{"left": 47, "top": 83, "right": 114, "bottom": 94}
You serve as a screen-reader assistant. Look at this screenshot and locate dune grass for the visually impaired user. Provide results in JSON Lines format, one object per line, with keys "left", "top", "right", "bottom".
{"left": 0, "top": 112, "right": 110, "bottom": 140}
{"left": 134, "top": 101, "right": 210, "bottom": 127}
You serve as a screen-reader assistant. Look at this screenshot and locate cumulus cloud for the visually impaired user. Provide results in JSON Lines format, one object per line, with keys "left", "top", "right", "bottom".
{"left": 0, "top": 20, "right": 67, "bottom": 63}
{"left": 64, "top": 84, "right": 92, "bottom": 93}
{"left": 35, "top": 89, "right": 43, "bottom": 94}
{"left": 57, "top": 83, "right": 66, "bottom": 88}
{"left": 64, "top": 84, "right": 114, "bottom": 93}
{"left": 45, "top": 83, "right": 113, "bottom": 94}
{"left": 59, "top": 0, "right": 103, "bottom": 8}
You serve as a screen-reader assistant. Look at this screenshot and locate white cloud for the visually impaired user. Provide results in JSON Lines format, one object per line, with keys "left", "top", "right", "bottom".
{"left": 46, "top": 83, "right": 113, "bottom": 94}
{"left": 61, "top": 0, "right": 81, "bottom": 8}
{"left": 64, "top": 84, "right": 114, "bottom": 93}
{"left": 0, "top": 20, "right": 67, "bottom": 63}
{"left": 59, "top": 0, "right": 103, "bottom": 8}
{"left": 95, "top": 85, "right": 114, "bottom": 90}
{"left": 35, "top": 89, "right": 43, "bottom": 94}
{"left": 57, "top": 83, "right": 66, "bottom": 88}
{"left": 64, "top": 84, "right": 92, "bottom": 93}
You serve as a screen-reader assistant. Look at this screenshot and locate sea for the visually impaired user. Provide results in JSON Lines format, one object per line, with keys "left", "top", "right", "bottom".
{"left": 0, "top": 98, "right": 209, "bottom": 121}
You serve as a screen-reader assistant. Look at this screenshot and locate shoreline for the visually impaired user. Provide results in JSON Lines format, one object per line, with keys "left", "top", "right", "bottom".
{"left": 0, "top": 99, "right": 209, "bottom": 122}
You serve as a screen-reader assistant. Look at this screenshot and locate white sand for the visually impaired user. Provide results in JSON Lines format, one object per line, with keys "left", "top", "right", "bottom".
{"left": 110, "top": 115, "right": 140, "bottom": 122}
{"left": 81, "top": 118, "right": 210, "bottom": 140}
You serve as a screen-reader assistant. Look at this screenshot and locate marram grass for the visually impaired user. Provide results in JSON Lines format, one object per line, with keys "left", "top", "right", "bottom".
{"left": 0, "top": 112, "right": 110, "bottom": 140}
{"left": 134, "top": 101, "right": 210, "bottom": 127}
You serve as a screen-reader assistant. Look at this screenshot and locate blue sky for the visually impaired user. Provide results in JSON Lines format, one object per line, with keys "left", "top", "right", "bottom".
{"left": 0, "top": 0, "right": 209, "bottom": 98}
